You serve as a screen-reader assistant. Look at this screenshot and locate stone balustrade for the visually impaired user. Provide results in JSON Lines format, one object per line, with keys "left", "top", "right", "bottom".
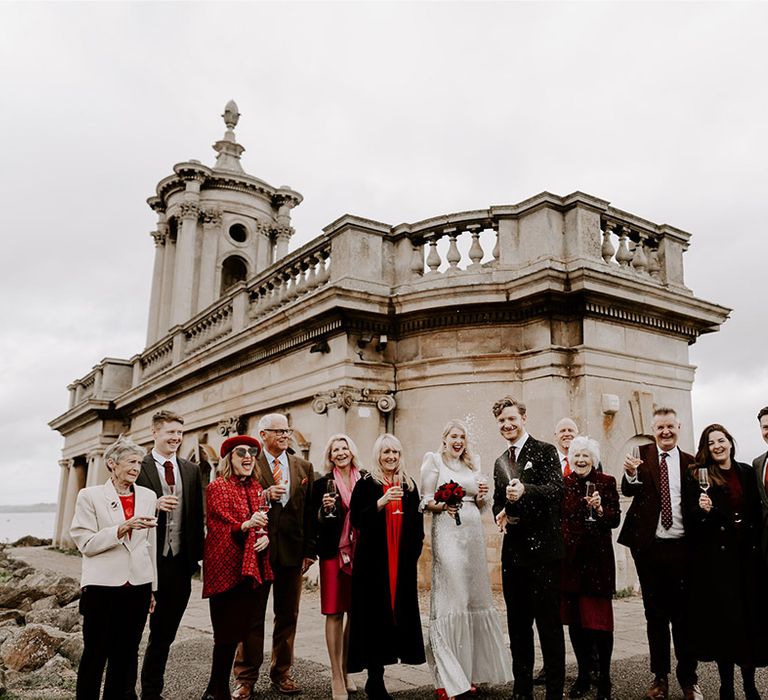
{"left": 248, "top": 239, "right": 331, "bottom": 319}
{"left": 62, "top": 192, "right": 700, "bottom": 410}
{"left": 184, "top": 301, "right": 233, "bottom": 356}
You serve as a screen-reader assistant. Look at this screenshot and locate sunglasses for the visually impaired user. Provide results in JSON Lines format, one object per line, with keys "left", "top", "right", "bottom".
{"left": 233, "top": 447, "right": 260, "bottom": 458}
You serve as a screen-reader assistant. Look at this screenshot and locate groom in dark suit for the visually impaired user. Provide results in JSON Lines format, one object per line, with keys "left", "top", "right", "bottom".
{"left": 136, "top": 409, "right": 204, "bottom": 700}
{"left": 753, "top": 406, "right": 768, "bottom": 558}
{"left": 491, "top": 396, "right": 564, "bottom": 700}
{"left": 617, "top": 407, "right": 700, "bottom": 700}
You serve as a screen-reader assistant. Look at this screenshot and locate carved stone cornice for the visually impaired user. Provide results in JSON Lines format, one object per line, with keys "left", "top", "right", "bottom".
{"left": 217, "top": 415, "right": 248, "bottom": 437}
{"left": 312, "top": 386, "right": 396, "bottom": 415}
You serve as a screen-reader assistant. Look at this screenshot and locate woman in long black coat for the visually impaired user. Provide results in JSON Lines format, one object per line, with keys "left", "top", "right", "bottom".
{"left": 683, "top": 423, "right": 768, "bottom": 700}
{"left": 347, "top": 433, "right": 425, "bottom": 700}
{"left": 560, "top": 436, "right": 621, "bottom": 700}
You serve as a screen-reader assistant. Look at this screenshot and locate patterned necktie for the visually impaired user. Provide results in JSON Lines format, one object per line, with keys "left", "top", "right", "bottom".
{"left": 272, "top": 458, "right": 283, "bottom": 485}
{"left": 508, "top": 445, "right": 517, "bottom": 466}
{"left": 563, "top": 457, "right": 571, "bottom": 476}
{"left": 163, "top": 460, "right": 175, "bottom": 487}
{"left": 659, "top": 452, "right": 673, "bottom": 530}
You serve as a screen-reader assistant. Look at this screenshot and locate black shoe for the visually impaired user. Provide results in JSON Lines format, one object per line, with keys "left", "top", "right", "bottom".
{"left": 595, "top": 679, "right": 612, "bottom": 700}
{"left": 364, "top": 679, "right": 392, "bottom": 700}
{"left": 568, "top": 677, "right": 591, "bottom": 699}
{"left": 533, "top": 668, "right": 547, "bottom": 686}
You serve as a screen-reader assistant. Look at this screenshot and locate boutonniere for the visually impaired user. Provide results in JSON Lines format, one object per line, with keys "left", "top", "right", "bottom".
{"left": 301, "top": 477, "right": 308, "bottom": 486}
{"left": 110, "top": 501, "right": 118, "bottom": 510}
{"left": 523, "top": 461, "right": 533, "bottom": 471}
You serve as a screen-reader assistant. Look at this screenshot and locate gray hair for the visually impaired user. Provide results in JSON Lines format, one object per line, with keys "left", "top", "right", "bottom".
{"left": 258, "top": 413, "right": 288, "bottom": 432}
{"left": 104, "top": 436, "right": 145, "bottom": 471}
{"left": 567, "top": 435, "right": 600, "bottom": 467}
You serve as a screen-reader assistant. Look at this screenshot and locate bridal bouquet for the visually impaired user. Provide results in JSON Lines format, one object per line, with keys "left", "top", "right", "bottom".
{"left": 434, "top": 480, "right": 466, "bottom": 525}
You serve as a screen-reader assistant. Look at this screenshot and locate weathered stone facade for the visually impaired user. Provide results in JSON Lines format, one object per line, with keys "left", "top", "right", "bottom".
{"left": 50, "top": 103, "right": 730, "bottom": 589}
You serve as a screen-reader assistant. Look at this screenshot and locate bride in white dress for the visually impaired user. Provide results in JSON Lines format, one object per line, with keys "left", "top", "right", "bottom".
{"left": 420, "top": 419, "right": 513, "bottom": 700}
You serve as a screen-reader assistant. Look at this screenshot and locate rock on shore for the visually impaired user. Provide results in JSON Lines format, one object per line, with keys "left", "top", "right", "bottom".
{"left": 0, "top": 544, "right": 80, "bottom": 698}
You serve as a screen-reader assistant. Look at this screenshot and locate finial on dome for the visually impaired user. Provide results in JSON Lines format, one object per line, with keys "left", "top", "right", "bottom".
{"left": 223, "top": 100, "right": 240, "bottom": 130}
{"left": 213, "top": 99, "right": 245, "bottom": 173}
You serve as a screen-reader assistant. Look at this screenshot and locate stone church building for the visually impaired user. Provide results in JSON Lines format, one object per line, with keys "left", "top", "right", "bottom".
{"left": 50, "top": 102, "right": 729, "bottom": 588}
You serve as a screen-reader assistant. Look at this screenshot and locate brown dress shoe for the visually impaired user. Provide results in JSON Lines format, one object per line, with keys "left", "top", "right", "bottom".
{"left": 682, "top": 684, "right": 704, "bottom": 700}
{"left": 271, "top": 677, "right": 302, "bottom": 695}
{"left": 231, "top": 682, "right": 254, "bottom": 700}
{"left": 646, "top": 677, "right": 669, "bottom": 700}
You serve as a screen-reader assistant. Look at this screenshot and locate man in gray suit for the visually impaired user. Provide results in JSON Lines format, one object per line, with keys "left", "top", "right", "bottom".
{"left": 753, "top": 406, "right": 768, "bottom": 558}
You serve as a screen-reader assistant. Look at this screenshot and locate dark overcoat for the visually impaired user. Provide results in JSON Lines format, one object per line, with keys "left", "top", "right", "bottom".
{"left": 682, "top": 461, "right": 768, "bottom": 666}
{"left": 560, "top": 469, "right": 621, "bottom": 597}
{"left": 347, "top": 474, "right": 425, "bottom": 672}
{"left": 310, "top": 471, "right": 366, "bottom": 561}
{"left": 753, "top": 450, "right": 768, "bottom": 561}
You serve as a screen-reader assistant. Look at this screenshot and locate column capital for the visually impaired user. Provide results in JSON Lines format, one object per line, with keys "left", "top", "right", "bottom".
{"left": 312, "top": 386, "right": 396, "bottom": 415}
{"left": 200, "top": 205, "right": 223, "bottom": 226}
{"left": 58, "top": 458, "right": 73, "bottom": 469}
{"left": 151, "top": 230, "right": 167, "bottom": 246}
{"left": 178, "top": 201, "right": 200, "bottom": 221}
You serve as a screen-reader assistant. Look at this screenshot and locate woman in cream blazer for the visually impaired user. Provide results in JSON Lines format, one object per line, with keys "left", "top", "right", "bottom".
{"left": 70, "top": 436, "right": 158, "bottom": 700}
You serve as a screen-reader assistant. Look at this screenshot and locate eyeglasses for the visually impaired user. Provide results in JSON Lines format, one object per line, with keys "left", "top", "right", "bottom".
{"left": 263, "top": 428, "right": 293, "bottom": 436}
{"left": 233, "top": 447, "right": 260, "bottom": 458}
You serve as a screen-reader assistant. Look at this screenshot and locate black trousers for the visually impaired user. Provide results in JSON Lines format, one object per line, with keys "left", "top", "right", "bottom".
{"left": 76, "top": 583, "right": 151, "bottom": 700}
{"left": 502, "top": 558, "right": 565, "bottom": 699}
{"left": 140, "top": 554, "right": 192, "bottom": 699}
{"left": 632, "top": 539, "right": 698, "bottom": 687}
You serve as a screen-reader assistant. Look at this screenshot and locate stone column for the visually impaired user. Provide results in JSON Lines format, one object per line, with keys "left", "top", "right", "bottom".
{"left": 53, "top": 459, "right": 71, "bottom": 547}
{"left": 85, "top": 449, "right": 107, "bottom": 488}
{"left": 170, "top": 193, "right": 200, "bottom": 327}
{"left": 58, "top": 462, "right": 87, "bottom": 550}
{"left": 146, "top": 228, "right": 167, "bottom": 346}
{"left": 273, "top": 226, "right": 293, "bottom": 261}
{"left": 197, "top": 206, "right": 222, "bottom": 312}
{"left": 157, "top": 230, "right": 176, "bottom": 338}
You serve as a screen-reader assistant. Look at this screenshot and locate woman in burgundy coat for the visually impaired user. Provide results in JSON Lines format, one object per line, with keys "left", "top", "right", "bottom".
{"left": 560, "top": 436, "right": 621, "bottom": 700}
{"left": 201, "top": 435, "right": 273, "bottom": 700}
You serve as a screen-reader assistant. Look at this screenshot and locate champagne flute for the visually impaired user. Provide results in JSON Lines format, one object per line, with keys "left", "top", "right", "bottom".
{"left": 326, "top": 479, "right": 338, "bottom": 519}
{"left": 585, "top": 481, "right": 596, "bottom": 522}
{"left": 629, "top": 446, "right": 643, "bottom": 484}
{"left": 698, "top": 467, "right": 710, "bottom": 493}
{"left": 167, "top": 483, "right": 176, "bottom": 528}
{"left": 475, "top": 472, "right": 488, "bottom": 500}
{"left": 257, "top": 491, "right": 270, "bottom": 535}
{"left": 392, "top": 472, "right": 403, "bottom": 515}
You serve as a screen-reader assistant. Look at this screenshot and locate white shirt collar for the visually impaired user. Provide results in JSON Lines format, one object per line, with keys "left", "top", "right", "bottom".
{"left": 508, "top": 432, "right": 529, "bottom": 452}
{"left": 152, "top": 448, "right": 177, "bottom": 467}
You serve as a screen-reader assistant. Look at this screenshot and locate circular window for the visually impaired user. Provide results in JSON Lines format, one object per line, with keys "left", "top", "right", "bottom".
{"left": 229, "top": 223, "right": 248, "bottom": 243}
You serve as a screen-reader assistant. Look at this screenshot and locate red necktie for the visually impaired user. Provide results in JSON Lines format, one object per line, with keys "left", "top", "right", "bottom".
{"left": 163, "top": 460, "right": 175, "bottom": 487}
{"left": 563, "top": 457, "right": 571, "bottom": 476}
{"left": 659, "top": 452, "right": 673, "bottom": 530}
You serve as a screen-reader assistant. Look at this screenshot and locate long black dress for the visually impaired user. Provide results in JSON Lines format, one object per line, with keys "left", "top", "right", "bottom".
{"left": 682, "top": 462, "right": 768, "bottom": 667}
{"left": 347, "top": 473, "right": 425, "bottom": 673}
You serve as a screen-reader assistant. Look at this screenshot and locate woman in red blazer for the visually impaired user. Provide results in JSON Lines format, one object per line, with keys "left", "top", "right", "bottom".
{"left": 560, "top": 436, "right": 621, "bottom": 700}
{"left": 201, "top": 436, "right": 273, "bottom": 700}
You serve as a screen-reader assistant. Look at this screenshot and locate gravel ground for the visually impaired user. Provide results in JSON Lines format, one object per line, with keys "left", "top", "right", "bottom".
{"left": 160, "top": 637, "right": 768, "bottom": 700}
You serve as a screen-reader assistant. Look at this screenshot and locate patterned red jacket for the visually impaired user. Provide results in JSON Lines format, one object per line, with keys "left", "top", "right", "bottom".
{"left": 203, "top": 476, "right": 273, "bottom": 598}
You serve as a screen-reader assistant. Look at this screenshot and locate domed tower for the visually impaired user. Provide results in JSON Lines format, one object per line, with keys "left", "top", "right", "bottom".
{"left": 144, "top": 101, "right": 303, "bottom": 345}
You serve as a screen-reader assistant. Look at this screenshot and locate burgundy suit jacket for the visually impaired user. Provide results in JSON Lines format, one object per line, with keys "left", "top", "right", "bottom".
{"left": 617, "top": 442, "right": 694, "bottom": 552}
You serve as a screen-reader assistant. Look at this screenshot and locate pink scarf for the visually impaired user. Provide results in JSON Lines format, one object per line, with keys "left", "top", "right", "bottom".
{"left": 334, "top": 466, "right": 360, "bottom": 574}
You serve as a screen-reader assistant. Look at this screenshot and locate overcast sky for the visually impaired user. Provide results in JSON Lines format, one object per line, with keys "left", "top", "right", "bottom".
{"left": 1, "top": 1, "right": 766, "bottom": 505}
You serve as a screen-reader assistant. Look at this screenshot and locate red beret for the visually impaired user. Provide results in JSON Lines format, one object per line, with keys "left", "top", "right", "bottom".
{"left": 220, "top": 435, "right": 261, "bottom": 458}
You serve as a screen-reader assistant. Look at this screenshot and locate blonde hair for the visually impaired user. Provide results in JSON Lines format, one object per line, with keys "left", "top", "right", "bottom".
{"left": 216, "top": 451, "right": 236, "bottom": 480}
{"left": 370, "top": 433, "right": 413, "bottom": 491}
{"left": 439, "top": 419, "right": 479, "bottom": 471}
{"left": 322, "top": 434, "right": 363, "bottom": 474}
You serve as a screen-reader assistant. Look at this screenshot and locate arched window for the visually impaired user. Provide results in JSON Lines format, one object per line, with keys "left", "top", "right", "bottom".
{"left": 220, "top": 255, "right": 248, "bottom": 294}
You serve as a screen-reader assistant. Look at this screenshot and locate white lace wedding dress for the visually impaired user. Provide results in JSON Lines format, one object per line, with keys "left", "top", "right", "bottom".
{"left": 420, "top": 451, "right": 513, "bottom": 697}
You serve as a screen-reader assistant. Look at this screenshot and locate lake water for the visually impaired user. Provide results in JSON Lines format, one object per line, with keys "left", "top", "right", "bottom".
{"left": 0, "top": 511, "right": 57, "bottom": 543}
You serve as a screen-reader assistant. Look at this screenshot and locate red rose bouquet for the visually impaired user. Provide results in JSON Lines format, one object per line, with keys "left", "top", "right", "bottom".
{"left": 434, "top": 480, "right": 466, "bottom": 525}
